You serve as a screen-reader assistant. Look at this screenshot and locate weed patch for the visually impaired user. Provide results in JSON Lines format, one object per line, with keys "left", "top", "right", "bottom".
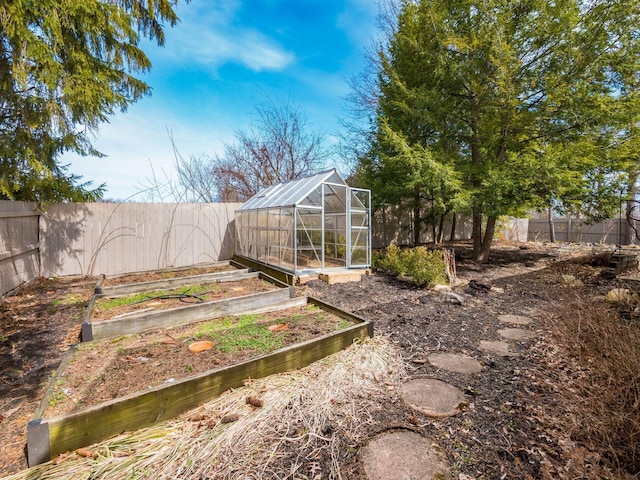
{"left": 95, "top": 283, "right": 222, "bottom": 312}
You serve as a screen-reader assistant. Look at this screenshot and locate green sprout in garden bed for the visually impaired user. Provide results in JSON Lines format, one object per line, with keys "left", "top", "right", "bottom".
{"left": 95, "top": 283, "right": 222, "bottom": 312}
{"left": 190, "top": 314, "right": 285, "bottom": 354}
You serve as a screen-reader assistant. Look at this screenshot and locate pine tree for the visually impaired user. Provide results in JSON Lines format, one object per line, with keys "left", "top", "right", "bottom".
{"left": 364, "top": 0, "right": 640, "bottom": 260}
{"left": 0, "top": 0, "right": 184, "bottom": 202}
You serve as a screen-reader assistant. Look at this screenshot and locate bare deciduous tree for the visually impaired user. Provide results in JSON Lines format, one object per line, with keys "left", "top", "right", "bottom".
{"left": 176, "top": 97, "right": 328, "bottom": 202}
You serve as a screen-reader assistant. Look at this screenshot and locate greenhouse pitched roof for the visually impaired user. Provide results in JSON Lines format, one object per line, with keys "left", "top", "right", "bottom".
{"left": 238, "top": 169, "right": 347, "bottom": 210}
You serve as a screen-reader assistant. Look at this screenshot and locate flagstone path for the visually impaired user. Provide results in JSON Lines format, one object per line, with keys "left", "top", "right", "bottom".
{"left": 362, "top": 313, "right": 537, "bottom": 479}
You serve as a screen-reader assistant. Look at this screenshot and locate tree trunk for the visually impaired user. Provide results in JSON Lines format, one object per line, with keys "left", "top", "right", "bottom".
{"left": 548, "top": 204, "right": 556, "bottom": 243}
{"left": 449, "top": 213, "right": 457, "bottom": 242}
{"left": 477, "top": 216, "right": 497, "bottom": 263}
{"left": 472, "top": 209, "right": 483, "bottom": 260}
{"left": 469, "top": 95, "right": 483, "bottom": 260}
{"left": 412, "top": 198, "right": 421, "bottom": 246}
{"left": 625, "top": 178, "right": 638, "bottom": 245}
{"left": 626, "top": 199, "right": 637, "bottom": 245}
{"left": 437, "top": 214, "right": 445, "bottom": 244}
{"left": 432, "top": 221, "right": 437, "bottom": 244}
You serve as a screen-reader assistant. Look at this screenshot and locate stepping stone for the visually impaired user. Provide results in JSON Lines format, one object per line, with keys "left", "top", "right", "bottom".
{"left": 478, "top": 340, "right": 518, "bottom": 357}
{"left": 400, "top": 378, "right": 467, "bottom": 418}
{"left": 428, "top": 352, "right": 482, "bottom": 374}
{"left": 362, "top": 429, "right": 451, "bottom": 480}
{"left": 497, "top": 314, "right": 533, "bottom": 325}
{"left": 498, "top": 328, "right": 536, "bottom": 341}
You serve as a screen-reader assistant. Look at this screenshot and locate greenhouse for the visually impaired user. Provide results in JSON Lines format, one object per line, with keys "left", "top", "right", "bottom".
{"left": 234, "top": 169, "right": 371, "bottom": 274}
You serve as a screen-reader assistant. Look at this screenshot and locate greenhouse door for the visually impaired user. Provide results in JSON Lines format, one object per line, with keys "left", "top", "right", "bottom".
{"left": 349, "top": 188, "right": 371, "bottom": 268}
{"left": 322, "top": 183, "right": 348, "bottom": 269}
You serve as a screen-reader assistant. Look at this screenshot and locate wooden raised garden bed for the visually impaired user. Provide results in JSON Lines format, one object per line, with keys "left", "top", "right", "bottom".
{"left": 96, "top": 261, "right": 248, "bottom": 296}
{"left": 82, "top": 271, "right": 294, "bottom": 342}
{"left": 27, "top": 296, "right": 373, "bottom": 467}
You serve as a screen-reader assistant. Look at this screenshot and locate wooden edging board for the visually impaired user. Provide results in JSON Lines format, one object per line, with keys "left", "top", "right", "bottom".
{"left": 27, "top": 296, "right": 373, "bottom": 467}
{"left": 232, "top": 254, "right": 296, "bottom": 285}
{"left": 102, "top": 261, "right": 233, "bottom": 282}
{"left": 95, "top": 268, "right": 252, "bottom": 296}
{"left": 81, "top": 272, "right": 294, "bottom": 342}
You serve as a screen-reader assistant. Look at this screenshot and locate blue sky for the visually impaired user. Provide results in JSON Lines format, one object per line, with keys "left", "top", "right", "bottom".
{"left": 63, "top": 0, "right": 379, "bottom": 201}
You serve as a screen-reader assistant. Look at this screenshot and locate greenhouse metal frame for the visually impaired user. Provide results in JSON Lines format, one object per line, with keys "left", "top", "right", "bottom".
{"left": 235, "top": 169, "right": 371, "bottom": 274}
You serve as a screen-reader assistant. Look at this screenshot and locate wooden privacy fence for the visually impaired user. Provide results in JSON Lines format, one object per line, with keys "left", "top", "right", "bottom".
{"left": 39, "top": 202, "right": 241, "bottom": 277}
{"left": 1, "top": 201, "right": 241, "bottom": 295}
{"left": 0, "top": 201, "right": 40, "bottom": 296}
{"left": 371, "top": 207, "right": 529, "bottom": 248}
{"left": 371, "top": 206, "right": 473, "bottom": 248}
{"left": 528, "top": 216, "right": 635, "bottom": 245}
{"left": 1, "top": 198, "right": 565, "bottom": 297}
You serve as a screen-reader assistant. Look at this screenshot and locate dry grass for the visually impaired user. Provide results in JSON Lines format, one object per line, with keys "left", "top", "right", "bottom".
{"left": 5, "top": 337, "right": 405, "bottom": 480}
{"left": 549, "top": 296, "right": 640, "bottom": 478}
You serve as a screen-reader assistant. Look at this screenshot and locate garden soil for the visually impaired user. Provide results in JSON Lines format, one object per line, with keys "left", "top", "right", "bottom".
{"left": 44, "top": 305, "right": 348, "bottom": 418}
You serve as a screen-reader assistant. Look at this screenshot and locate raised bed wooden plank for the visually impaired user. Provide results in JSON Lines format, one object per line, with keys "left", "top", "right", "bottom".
{"left": 81, "top": 272, "right": 294, "bottom": 342}
{"left": 82, "top": 289, "right": 291, "bottom": 341}
{"left": 27, "top": 297, "right": 373, "bottom": 466}
{"left": 232, "top": 254, "right": 296, "bottom": 285}
{"left": 105, "top": 261, "right": 233, "bottom": 280}
{"left": 96, "top": 268, "right": 252, "bottom": 296}
{"left": 610, "top": 253, "right": 639, "bottom": 274}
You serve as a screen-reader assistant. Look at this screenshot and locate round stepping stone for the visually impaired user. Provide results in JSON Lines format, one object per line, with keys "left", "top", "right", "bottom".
{"left": 478, "top": 340, "right": 518, "bottom": 357}
{"left": 428, "top": 352, "right": 482, "bottom": 374}
{"left": 497, "top": 314, "right": 533, "bottom": 325}
{"left": 400, "top": 378, "right": 467, "bottom": 418}
{"left": 498, "top": 328, "right": 536, "bottom": 341}
{"left": 362, "top": 429, "right": 451, "bottom": 480}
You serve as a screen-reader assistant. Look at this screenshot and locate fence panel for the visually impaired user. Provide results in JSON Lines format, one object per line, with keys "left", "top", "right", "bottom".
{"left": 40, "top": 202, "right": 241, "bottom": 277}
{"left": 0, "top": 201, "right": 40, "bottom": 295}
{"left": 528, "top": 216, "right": 629, "bottom": 245}
{"left": 3, "top": 197, "right": 534, "bottom": 294}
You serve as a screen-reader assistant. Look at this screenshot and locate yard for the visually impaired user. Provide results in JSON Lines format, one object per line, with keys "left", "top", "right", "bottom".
{"left": 1, "top": 241, "right": 638, "bottom": 479}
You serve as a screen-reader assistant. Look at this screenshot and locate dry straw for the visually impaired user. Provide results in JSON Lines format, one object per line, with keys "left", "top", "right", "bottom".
{"left": 546, "top": 296, "right": 640, "bottom": 478}
{"left": 8, "top": 337, "right": 405, "bottom": 480}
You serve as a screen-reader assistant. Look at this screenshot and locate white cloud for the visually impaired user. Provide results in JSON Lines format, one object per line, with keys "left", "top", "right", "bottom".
{"left": 337, "top": 0, "right": 382, "bottom": 45}
{"left": 162, "top": 0, "right": 294, "bottom": 73}
{"left": 184, "top": 29, "right": 294, "bottom": 72}
{"left": 64, "top": 105, "right": 235, "bottom": 201}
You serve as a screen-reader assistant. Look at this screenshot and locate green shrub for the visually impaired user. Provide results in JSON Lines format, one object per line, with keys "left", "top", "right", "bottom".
{"left": 377, "top": 245, "right": 405, "bottom": 275}
{"left": 375, "top": 245, "right": 447, "bottom": 288}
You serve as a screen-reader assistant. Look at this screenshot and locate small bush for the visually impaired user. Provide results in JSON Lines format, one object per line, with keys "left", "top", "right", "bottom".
{"left": 375, "top": 245, "right": 448, "bottom": 287}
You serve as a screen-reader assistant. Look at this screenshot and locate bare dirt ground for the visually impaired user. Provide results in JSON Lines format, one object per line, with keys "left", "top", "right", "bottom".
{"left": 0, "top": 276, "right": 95, "bottom": 477}
{"left": 0, "top": 240, "right": 637, "bottom": 478}
{"left": 300, "top": 241, "right": 639, "bottom": 479}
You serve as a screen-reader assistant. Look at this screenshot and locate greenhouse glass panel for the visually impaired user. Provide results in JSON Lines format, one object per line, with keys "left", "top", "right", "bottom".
{"left": 235, "top": 212, "right": 244, "bottom": 255}
{"left": 350, "top": 189, "right": 371, "bottom": 267}
{"left": 299, "top": 186, "right": 323, "bottom": 208}
{"left": 351, "top": 247, "right": 368, "bottom": 265}
{"left": 235, "top": 169, "right": 371, "bottom": 274}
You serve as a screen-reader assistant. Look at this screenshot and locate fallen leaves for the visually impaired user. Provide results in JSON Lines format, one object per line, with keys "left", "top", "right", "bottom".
{"left": 75, "top": 447, "right": 97, "bottom": 459}
{"left": 0, "top": 405, "right": 20, "bottom": 421}
{"left": 220, "top": 413, "right": 240, "bottom": 424}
